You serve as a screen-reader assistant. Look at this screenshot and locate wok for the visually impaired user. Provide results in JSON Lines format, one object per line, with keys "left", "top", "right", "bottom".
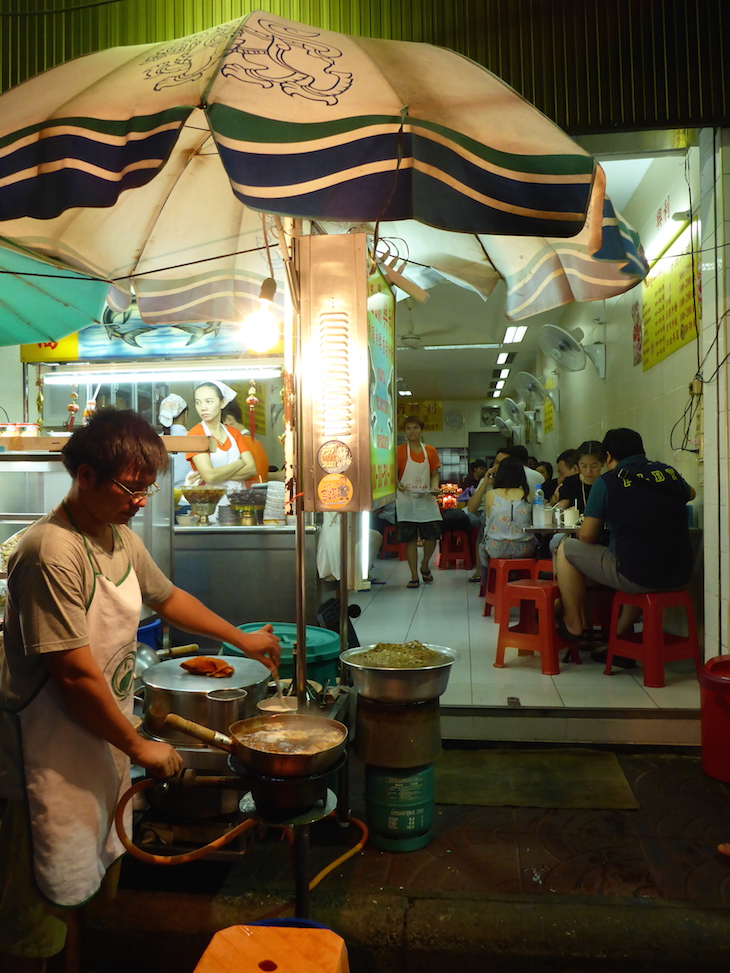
{"left": 164, "top": 712, "right": 347, "bottom": 779}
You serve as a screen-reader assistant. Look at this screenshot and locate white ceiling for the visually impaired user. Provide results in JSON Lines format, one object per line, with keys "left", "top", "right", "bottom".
{"left": 394, "top": 157, "right": 652, "bottom": 404}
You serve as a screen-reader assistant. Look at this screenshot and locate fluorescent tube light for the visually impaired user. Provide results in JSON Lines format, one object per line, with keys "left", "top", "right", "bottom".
{"left": 496, "top": 380, "right": 505, "bottom": 390}
{"left": 503, "top": 326, "right": 527, "bottom": 343}
{"left": 499, "top": 369, "right": 510, "bottom": 379}
{"left": 496, "top": 353, "right": 509, "bottom": 365}
{"left": 398, "top": 389, "right": 413, "bottom": 396}
{"left": 491, "top": 390, "right": 501, "bottom": 398}
{"left": 44, "top": 365, "right": 281, "bottom": 385}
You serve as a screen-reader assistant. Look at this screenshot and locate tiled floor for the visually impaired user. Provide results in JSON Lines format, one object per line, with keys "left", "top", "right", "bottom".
{"left": 352, "top": 556, "right": 701, "bottom": 712}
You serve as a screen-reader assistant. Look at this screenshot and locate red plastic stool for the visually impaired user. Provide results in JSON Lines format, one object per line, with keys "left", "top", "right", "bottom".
{"left": 532, "top": 558, "right": 554, "bottom": 580}
{"left": 379, "top": 523, "right": 406, "bottom": 561}
{"left": 438, "top": 530, "right": 473, "bottom": 570}
{"left": 495, "top": 579, "right": 580, "bottom": 675}
{"left": 482, "top": 557, "right": 535, "bottom": 623}
{"left": 604, "top": 589, "right": 700, "bottom": 687}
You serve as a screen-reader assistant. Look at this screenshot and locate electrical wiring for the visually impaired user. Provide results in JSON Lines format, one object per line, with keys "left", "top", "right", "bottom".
{"left": 0, "top": 1, "right": 125, "bottom": 15}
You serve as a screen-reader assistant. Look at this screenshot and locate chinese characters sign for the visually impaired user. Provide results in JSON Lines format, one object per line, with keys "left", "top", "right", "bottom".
{"left": 396, "top": 401, "right": 443, "bottom": 431}
{"left": 641, "top": 228, "right": 699, "bottom": 371}
{"left": 368, "top": 268, "right": 396, "bottom": 504}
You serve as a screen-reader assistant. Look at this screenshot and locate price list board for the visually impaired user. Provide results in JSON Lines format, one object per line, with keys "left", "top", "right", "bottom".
{"left": 641, "top": 241, "right": 700, "bottom": 371}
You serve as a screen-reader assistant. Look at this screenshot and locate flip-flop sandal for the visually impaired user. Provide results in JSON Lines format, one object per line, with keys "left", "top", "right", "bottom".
{"left": 468, "top": 575, "right": 481, "bottom": 583}
{"left": 407, "top": 579, "right": 420, "bottom": 589}
{"left": 421, "top": 570, "right": 434, "bottom": 583}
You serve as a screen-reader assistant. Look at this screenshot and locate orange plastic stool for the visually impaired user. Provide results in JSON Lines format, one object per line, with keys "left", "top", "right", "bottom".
{"left": 532, "top": 558, "right": 555, "bottom": 580}
{"left": 438, "top": 529, "right": 474, "bottom": 570}
{"left": 379, "top": 523, "right": 406, "bottom": 561}
{"left": 194, "top": 925, "right": 350, "bottom": 973}
{"left": 482, "top": 557, "right": 535, "bottom": 622}
{"left": 604, "top": 589, "right": 700, "bottom": 687}
{"left": 495, "top": 579, "right": 580, "bottom": 675}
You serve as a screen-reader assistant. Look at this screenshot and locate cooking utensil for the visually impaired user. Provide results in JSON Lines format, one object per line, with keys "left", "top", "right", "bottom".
{"left": 142, "top": 656, "right": 270, "bottom": 741}
{"left": 133, "top": 641, "right": 201, "bottom": 691}
{"left": 340, "top": 644, "right": 460, "bottom": 703}
{"left": 164, "top": 713, "right": 348, "bottom": 778}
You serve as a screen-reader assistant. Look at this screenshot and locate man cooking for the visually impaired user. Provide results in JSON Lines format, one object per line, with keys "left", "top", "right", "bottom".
{"left": 555, "top": 427, "right": 696, "bottom": 663}
{"left": 0, "top": 409, "right": 281, "bottom": 972}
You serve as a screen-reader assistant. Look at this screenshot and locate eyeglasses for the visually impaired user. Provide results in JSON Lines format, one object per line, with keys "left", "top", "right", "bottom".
{"left": 111, "top": 478, "right": 160, "bottom": 501}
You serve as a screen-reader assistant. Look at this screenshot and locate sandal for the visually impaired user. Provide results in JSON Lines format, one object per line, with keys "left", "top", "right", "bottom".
{"left": 468, "top": 575, "right": 481, "bottom": 583}
{"left": 407, "top": 579, "right": 420, "bottom": 589}
{"left": 420, "top": 570, "right": 434, "bottom": 583}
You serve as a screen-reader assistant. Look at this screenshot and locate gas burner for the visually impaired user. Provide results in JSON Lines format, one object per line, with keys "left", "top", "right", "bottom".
{"left": 228, "top": 752, "right": 347, "bottom": 822}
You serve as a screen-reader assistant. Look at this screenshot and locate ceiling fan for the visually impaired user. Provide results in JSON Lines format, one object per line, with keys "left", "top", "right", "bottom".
{"left": 397, "top": 301, "right": 454, "bottom": 350}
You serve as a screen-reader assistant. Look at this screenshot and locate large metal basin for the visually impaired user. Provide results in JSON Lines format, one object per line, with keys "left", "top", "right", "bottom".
{"left": 340, "top": 644, "right": 459, "bottom": 703}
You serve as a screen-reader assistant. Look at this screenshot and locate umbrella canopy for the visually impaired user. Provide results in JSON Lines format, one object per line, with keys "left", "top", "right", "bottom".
{"left": 0, "top": 9, "right": 646, "bottom": 344}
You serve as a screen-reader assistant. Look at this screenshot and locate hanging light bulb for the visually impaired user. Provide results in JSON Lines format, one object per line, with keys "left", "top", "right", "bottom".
{"left": 242, "top": 277, "right": 280, "bottom": 352}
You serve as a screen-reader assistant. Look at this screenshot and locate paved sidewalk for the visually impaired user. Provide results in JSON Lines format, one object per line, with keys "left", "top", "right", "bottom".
{"left": 85, "top": 747, "right": 730, "bottom": 972}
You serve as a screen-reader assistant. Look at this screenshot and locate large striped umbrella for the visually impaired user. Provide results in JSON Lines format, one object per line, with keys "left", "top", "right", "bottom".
{"left": 0, "top": 9, "right": 646, "bottom": 343}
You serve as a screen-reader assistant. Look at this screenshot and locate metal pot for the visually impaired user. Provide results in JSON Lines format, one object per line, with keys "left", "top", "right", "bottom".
{"left": 340, "top": 644, "right": 460, "bottom": 703}
{"left": 142, "top": 656, "right": 270, "bottom": 743}
{"left": 164, "top": 712, "right": 348, "bottom": 778}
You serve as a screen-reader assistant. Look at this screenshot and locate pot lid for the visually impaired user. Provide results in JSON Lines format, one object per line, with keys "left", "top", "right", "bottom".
{"left": 141, "top": 656, "right": 269, "bottom": 693}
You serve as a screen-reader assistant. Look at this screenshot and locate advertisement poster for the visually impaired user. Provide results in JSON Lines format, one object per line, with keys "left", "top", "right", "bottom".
{"left": 367, "top": 267, "right": 396, "bottom": 504}
{"left": 20, "top": 304, "right": 284, "bottom": 363}
{"left": 641, "top": 230, "right": 700, "bottom": 371}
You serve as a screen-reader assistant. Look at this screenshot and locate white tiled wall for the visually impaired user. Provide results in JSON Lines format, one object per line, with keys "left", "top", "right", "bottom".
{"left": 537, "top": 131, "right": 729, "bottom": 662}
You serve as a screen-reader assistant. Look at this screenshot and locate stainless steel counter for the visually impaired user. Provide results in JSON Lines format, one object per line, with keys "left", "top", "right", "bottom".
{"left": 170, "top": 524, "right": 320, "bottom": 648}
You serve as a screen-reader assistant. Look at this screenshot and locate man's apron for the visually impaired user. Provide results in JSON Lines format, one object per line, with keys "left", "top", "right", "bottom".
{"left": 396, "top": 446, "right": 441, "bottom": 523}
{"left": 18, "top": 528, "right": 142, "bottom": 907}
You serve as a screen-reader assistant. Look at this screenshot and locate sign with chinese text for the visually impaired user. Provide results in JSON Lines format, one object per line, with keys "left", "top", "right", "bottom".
{"left": 367, "top": 268, "right": 396, "bottom": 505}
{"left": 641, "top": 228, "right": 700, "bottom": 371}
{"left": 396, "top": 400, "right": 443, "bottom": 432}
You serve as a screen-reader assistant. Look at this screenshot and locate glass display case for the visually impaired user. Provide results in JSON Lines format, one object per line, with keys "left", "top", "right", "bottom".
{"left": 0, "top": 451, "right": 171, "bottom": 582}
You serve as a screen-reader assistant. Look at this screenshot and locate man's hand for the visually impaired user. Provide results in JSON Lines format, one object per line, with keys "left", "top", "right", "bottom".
{"left": 129, "top": 738, "right": 184, "bottom": 778}
{"left": 238, "top": 623, "right": 281, "bottom": 671}
{"left": 577, "top": 515, "right": 604, "bottom": 544}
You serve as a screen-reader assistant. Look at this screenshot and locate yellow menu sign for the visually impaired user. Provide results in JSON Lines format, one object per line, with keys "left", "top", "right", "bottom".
{"left": 642, "top": 232, "right": 699, "bottom": 371}
{"left": 396, "top": 400, "right": 443, "bottom": 432}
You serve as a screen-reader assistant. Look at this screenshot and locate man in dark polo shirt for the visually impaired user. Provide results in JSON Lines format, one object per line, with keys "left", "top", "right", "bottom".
{"left": 555, "top": 428, "right": 695, "bottom": 663}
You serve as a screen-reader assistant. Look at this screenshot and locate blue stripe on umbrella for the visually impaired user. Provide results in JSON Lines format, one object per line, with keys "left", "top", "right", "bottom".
{"left": 0, "top": 128, "right": 182, "bottom": 220}
{"left": 234, "top": 170, "right": 591, "bottom": 237}
{"left": 216, "top": 136, "right": 592, "bottom": 232}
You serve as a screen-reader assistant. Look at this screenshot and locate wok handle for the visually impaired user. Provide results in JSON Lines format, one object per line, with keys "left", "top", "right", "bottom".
{"left": 167, "top": 643, "right": 201, "bottom": 657}
{"left": 163, "top": 713, "right": 234, "bottom": 752}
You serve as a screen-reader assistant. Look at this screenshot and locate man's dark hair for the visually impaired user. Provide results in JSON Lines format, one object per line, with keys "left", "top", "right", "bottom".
{"left": 62, "top": 408, "right": 169, "bottom": 481}
{"left": 493, "top": 456, "right": 529, "bottom": 497}
{"left": 507, "top": 444, "right": 528, "bottom": 464}
{"left": 557, "top": 448, "right": 581, "bottom": 468}
{"left": 221, "top": 399, "right": 243, "bottom": 424}
{"left": 602, "top": 428, "right": 645, "bottom": 461}
{"left": 403, "top": 414, "right": 425, "bottom": 429}
{"left": 471, "top": 459, "right": 487, "bottom": 470}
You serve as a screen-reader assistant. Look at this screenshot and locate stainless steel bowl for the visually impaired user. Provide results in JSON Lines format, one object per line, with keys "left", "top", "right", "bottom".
{"left": 340, "top": 644, "right": 460, "bottom": 703}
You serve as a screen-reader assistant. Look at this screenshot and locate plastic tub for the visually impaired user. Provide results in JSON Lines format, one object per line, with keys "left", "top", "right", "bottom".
{"left": 698, "top": 655, "right": 730, "bottom": 782}
{"left": 221, "top": 622, "right": 341, "bottom": 684}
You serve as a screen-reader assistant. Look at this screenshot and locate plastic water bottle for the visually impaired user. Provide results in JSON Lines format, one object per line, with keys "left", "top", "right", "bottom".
{"left": 532, "top": 486, "right": 545, "bottom": 526}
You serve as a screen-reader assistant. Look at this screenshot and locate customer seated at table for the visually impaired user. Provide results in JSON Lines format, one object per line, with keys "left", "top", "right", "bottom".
{"left": 543, "top": 448, "right": 580, "bottom": 504}
{"left": 536, "top": 460, "right": 553, "bottom": 483}
{"left": 477, "top": 456, "right": 537, "bottom": 566}
{"left": 555, "top": 428, "right": 696, "bottom": 658}
{"left": 554, "top": 441, "right": 606, "bottom": 514}
{"left": 506, "top": 444, "right": 544, "bottom": 496}
{"left": 466, "top": 448, "right": 511, "bottom": 581}
{"left": 461, "top": 459, "right": 488, "bottom": 492}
